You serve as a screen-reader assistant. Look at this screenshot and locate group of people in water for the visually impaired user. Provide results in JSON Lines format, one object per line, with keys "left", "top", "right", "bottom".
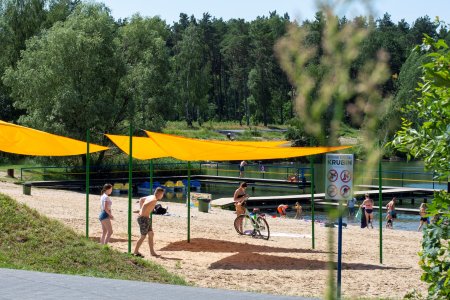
{"left": 349, "top": 193, "right": 429, "bottom": 231}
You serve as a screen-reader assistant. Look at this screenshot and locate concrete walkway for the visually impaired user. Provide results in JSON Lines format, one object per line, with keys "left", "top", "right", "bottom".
{"left": 0, "top": 268, "right": 316, "bottom": 300}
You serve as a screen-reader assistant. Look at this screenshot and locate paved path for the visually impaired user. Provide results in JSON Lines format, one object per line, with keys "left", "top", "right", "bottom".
{"left": 0, "top": 268, "right": 316, "bottom": 300}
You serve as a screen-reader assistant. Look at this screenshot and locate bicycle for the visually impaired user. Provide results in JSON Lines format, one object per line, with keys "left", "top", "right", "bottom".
{"left": 234, "top": 205, "right": 270, "bottom": 240}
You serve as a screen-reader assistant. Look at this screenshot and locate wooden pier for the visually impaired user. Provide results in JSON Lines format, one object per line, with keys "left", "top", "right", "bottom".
{"left": 194, "top": 175, "right": 310, "bottom": 189}
{"left": 211, "top": 186, "right": 439, "bottom": 214}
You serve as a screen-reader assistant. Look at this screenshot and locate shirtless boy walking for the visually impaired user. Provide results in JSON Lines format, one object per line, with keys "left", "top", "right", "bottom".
{"left": 133, "top": 187, "right": 165, "bottom": 258}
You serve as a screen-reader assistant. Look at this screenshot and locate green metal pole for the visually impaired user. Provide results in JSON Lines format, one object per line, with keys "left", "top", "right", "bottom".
{"left": 149, "top": 159, "right": 154, "bottom": 225}
{"left": 85, "top": 129, "right": 90, "bottom": 239}
{"left": 150, "top": 160, "right": 154, "bottom": 192}
{"left": 379, "top": 152, "right": 383, "bottom": 264}
{"left": 128, "top": 124, "right": 133, "bottom": 254}
{"left": 187, "top": 161, "right": 191, "bottom": 243}
{"left": 311, "top": 156, "right": 315, "bottom": 249}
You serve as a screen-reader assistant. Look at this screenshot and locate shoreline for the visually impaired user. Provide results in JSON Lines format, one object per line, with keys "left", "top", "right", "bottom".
{"left": 0, "top": 181, "right": 428, "bottom": 299}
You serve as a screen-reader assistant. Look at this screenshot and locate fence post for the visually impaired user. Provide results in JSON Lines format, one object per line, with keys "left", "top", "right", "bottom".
{"left": 310, "top": 159, "right": 315, "bottom": 249}
{"left": 127, "top": 124, "right": 133, "bottom": 254}
{"left": 85, "top": 129, "right": 90, "bottom": 240}
{"left": 432, "top": 171, "right": 435, "bottom": 189}
{"left": 378, "top": 148, "right": 383, "bottom": 265}
{"left": 20, "top": 168, "right": 23, "bottom": 181}
{"left": 401, "top": 172, "right": 404, "bottom": 187}
{"left": 187, "top": 161, "right": 191, "bottom": 243}
{"left": 216, "top": 163, "right": 219, "bottom": 176}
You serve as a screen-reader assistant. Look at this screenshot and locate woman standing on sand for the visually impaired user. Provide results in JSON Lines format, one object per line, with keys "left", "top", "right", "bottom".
{"left": 362, "top": 193, "right": 374, "bottom": 228}
{"left": 99, "top": 183, "right": 114, "bottom": 244}
{"left": 234, "top": 182, "right": 248, "bottom": 216}
{"left": 418, "top": 203, "right": 429, "bottom": 231}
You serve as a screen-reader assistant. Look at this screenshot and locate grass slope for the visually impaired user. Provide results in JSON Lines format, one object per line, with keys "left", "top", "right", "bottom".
{"left": 0, "top": 193, "right": 187, "bottom": 285}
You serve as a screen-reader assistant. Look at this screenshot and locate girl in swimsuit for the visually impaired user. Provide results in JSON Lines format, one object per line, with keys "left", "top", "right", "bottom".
{"left": 362, "top": 193, "right": 374, "bottom": 229}
{"left": 99, "top": 183, "right": 114, "bottom": 244}
{"left": 418, "top": 203, "right": 429, "bottom": 231}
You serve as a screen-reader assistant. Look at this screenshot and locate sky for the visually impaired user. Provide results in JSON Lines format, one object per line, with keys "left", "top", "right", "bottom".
{"left": 96, "top": 0, "right": 450, "bottom": 25}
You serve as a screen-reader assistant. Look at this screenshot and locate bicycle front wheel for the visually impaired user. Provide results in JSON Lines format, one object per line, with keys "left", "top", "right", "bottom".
{"left": 256, "top": 216, "right": 270, "bottom": 240}
{"left": 234, "top": 214, "right": 255, "bottom": 236}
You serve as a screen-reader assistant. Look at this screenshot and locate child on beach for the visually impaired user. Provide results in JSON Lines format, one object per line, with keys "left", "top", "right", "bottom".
{"left": 133, "top": 187, "right": 165, "bottom": 258}
{"left": 362, "top": 193, "right": 374, "bottom": 228}
{"left": 385, "top": 197, "right": 397, "bottom": 229}
{"left": 347, "top": 196, "right": 357, "bottom": 221}
{"left": 277, "top": 204, "right": 289, "bottom": 218}
{"left": 294, "top": 202, "right": 302, "bottom": 219}
{"left": 418, "top": 203, "right": 429, "bottom": 231}
{"left": 99, "top": 183, "right": 114, "bottom": 245}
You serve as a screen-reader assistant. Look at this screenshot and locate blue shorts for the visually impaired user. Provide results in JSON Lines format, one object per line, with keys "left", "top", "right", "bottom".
{"left": 99, "top": 210, "right": 109, "bottom": 221}
{"left": 239, "top": 166, "right": 244, "bottom": 172}
{"left": 390, "top": 210, "right": 397, "bottom": 219}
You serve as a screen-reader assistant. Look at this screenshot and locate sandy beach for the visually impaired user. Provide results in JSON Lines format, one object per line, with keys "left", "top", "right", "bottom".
{"left": 0, "top": 180, "right": 428, "bottom": 299}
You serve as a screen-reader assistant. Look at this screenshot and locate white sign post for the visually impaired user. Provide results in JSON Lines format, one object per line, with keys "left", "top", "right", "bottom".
{"left": 325, "top": 153, "right": 353, "bottom": 299}
{"left": 325, "top": 154, "right": 354, "bottom": 201}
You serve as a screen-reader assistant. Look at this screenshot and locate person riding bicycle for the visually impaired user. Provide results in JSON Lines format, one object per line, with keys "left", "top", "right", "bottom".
{"left": 234, "top": 182, "right": 249, "bottom": 216}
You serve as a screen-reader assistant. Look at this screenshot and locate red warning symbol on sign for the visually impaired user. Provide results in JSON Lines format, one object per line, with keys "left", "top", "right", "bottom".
{"left": 340, "top": 170, "right": 351, "bottom": 183}
{"left": 327, "top": 184, "right": 338, "bottom": 197}
{"left": 328, "top": 169, "right": 338, "bottom": 182}
{"left": 340, "top": 185, "right": 351, "bottom": 198}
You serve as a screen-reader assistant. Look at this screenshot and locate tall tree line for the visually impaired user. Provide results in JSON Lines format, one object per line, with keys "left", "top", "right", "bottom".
{"left": 1, "top": 1, "right": 449, "bottom": 142}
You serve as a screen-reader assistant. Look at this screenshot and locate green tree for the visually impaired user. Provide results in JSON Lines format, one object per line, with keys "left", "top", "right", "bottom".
{"left": 198, "top": 14, "right": 227, "bottom": 122}
{"left": 0, "top": 0, "right": 77, "bottom": 121}
{"left": 172, "top": 24, "right": 210, "bottom": 126}
{"left": 391, "top": 36, "right": 449, "bottom": 299}
{"left": 386, "top": 49, "right": 429, "bottom": 139}
{"left": 408, "top": 16, "right": 438, "bottom": 46}
{"left": 117, "top": 14, "right": 172, "bottom": 131}
{"left": 248, "top": 16, "right": 276, "bottom": 126}
{"left": 264, "top": 11, "right": 291, "bottom": 125}
{"left": 3, "top": 3, "right": 122, "bottom": 156}
{"left": 221, "top": 18, "right": 250, "bottom": 123}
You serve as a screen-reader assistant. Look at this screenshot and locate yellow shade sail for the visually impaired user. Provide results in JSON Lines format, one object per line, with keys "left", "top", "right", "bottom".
{"left": 0, "top": 120, "right": 108, "bottom": 156}
{"left": 105, "top": 134, "right": 168, "bottom": 160}
{"left": 145, "top": 131, "right": 350, "bottom": 161}
{"left": 209, "top": 140, "right": 289, "bottom": 147}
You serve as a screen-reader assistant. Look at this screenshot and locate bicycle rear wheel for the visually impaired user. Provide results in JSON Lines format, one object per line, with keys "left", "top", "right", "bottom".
{"left": 256, "top": 216, "right": 270, "bottom": 240}
{"left": 234, "top": 214, "right": 255, "bottom": 236}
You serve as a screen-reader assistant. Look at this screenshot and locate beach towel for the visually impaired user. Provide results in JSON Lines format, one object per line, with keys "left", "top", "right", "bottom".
{"left": 360, "top": 207, "right": 367, "bottom": 228}
{"left": 355, "top": 207, "right": 362, "bottom": 222}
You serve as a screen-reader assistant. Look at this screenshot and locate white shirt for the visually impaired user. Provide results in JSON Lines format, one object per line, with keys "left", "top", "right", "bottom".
{"left": 100, "top": 193, "right": 112, "bottom": 211}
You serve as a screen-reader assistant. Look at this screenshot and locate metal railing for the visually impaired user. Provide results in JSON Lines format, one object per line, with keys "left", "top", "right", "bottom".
{"left": 20, "top": 162, "right": 446, "bottom": 190}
